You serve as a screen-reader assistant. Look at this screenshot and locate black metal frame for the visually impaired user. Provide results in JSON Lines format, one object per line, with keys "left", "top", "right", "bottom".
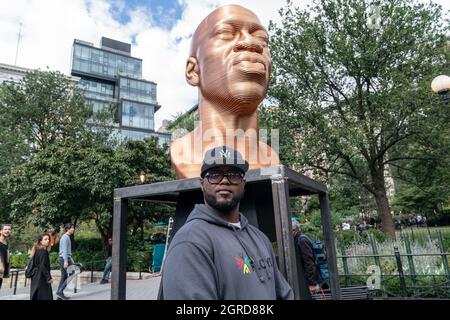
{"left": 111, "top": 165, "right": 341, "bottom": 300}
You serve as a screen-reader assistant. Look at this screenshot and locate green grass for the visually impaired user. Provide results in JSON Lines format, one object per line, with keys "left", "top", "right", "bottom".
{"left": 75, "top": 220, "right": 102, "bottom": 240}
{"left": 396, "top": 226, "right": 450, "bottom": 250}
{"left": 397, "top": 226, "right": 450, "bottom": 236}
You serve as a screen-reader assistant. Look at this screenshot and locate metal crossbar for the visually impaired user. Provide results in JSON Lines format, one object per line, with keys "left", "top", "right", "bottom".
{"left": 312, "top": 286, "right": 372, "bottom": 300}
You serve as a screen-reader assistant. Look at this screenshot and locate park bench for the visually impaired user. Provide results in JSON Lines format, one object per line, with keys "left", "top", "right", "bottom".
{"left": 311, "top": 286, "right": 373, "bottom": 300}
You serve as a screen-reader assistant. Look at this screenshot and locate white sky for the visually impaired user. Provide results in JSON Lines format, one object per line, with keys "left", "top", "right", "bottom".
{"left": 0, "top": 0, "right": 448, "bottom": 129}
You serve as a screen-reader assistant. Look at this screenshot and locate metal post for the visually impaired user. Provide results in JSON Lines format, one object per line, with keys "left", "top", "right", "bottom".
{"left": 394, "top": 246, "right": 408, "bottom": 298}
{"left": 369, "top": 234, "right": 386, "bottom": 298}
{"left": 13, "top": 271, "right": 18, "bottom": 295}
{"left": 139, "top": 262, "right": 142, "bottom": 280}
{"left": 160, "top": 217, "right": 173, "bottom": 273}
{"left": 74, "top": 272, "right": 78, "bottom": 294}
{"left": 437, "top": 231, "right": 450, "bottom": 282}
{"left": 403, "top": 234, "right": 417, "bottom": 296}
{"left": 140, "top": 210, "right": 144, "bottom": 251}
{"left": 426, "top": 226, "right": 432, "bottom": 241}
{"left": 91, "top": 261, "right": 94, "bottom": 283}
{"left": 270, "top": 173, "right": 300, "bottom": 299}
{"left": 111, "top": 197, "right": 128, "bottom": 300}
{"left": 319, "top": 192, "right": 341, "bottom": 300}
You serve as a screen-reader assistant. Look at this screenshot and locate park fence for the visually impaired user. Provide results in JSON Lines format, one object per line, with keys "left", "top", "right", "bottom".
{"left": 337, "top": 231, "right": 449, "bottom": 299}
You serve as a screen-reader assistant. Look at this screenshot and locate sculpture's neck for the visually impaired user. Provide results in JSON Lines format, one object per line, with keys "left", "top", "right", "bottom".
{"left": 197, "top": 98, "right": 259, "bottom": 136}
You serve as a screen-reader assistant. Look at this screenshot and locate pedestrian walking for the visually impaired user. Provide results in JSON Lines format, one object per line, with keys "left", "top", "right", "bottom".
{"left": 56, "top": 223, "right": 75, "bottom": 300}
{"left": 100, "top": 237, "right": 112, "bottom": 284}
{"left": 30, "top": 233, "right": 53, "bottom": 300}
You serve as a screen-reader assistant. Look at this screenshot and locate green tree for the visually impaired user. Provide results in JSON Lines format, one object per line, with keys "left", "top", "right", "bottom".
{"left": 166, "top": 105, "right": 199, "bottom": 135}
{"left": 115, "top": 138, "right": 176, "bottom": 242}
{"left": 0, "top": 69, "right": 90, "bottom": 158}
{"left": 0, "top": 69, "right": 91, "bottom": 222}
{"left": 391, "top": 128, "right": 450, "bottom": 223}
{"left": 268, "top": 0, "right": 448, "bottom": 239}
{"left": 5, "top": 136, "right": 175, "bottom": 245}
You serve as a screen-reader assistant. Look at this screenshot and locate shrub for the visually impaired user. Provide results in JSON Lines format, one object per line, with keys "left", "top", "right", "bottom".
{"left": 336, "top": 230, "right": 358, "bottom": 246}
{"left": 362, "top": 229, "right": 386, "bottom": 243}
{"left": 74, "top": 237, "right": 103, "bottom": 252}
{"left": 72, "top": 250, "right": 107, "bottom": 270}
{"left": 310, "top": 210, "right": 342, "bottom": 229}
{"left": 9, "top": 252, "right": 29, "bottom": 268}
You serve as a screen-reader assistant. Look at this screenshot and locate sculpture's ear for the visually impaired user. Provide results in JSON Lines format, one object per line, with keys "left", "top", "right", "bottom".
{"left": 186, "top": 57, "right": 200, "bottom": 87}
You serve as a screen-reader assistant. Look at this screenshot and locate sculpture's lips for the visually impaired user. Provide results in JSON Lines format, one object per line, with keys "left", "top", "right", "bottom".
{"left": 232, "top": 55, "right": 266, "bottom": 71}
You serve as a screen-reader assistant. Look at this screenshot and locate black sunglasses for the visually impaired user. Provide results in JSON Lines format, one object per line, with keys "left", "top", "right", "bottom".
{"left": 205, "top": 171, "right": 245, "bottom": 185}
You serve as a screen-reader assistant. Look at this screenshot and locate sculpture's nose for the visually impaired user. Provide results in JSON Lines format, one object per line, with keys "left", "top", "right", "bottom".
{"left": 233, "top": 32, "right": 264, "bottom": 54}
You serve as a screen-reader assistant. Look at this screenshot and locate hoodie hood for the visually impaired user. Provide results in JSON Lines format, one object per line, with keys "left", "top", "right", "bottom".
{"left": 186, "top": 204, "right": 249, "bottom": 230}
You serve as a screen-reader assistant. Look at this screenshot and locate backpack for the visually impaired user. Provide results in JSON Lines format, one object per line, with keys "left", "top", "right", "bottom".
{"left": 25, "top": 256, "right": 37, "bottom": 279}
{"left": 300, "top": 235, "right": 329, "bottom": 285}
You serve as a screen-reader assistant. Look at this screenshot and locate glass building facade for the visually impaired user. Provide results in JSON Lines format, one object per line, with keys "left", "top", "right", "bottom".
{"left": 71, "top": 37, "right": 170, "bottom": 144}
{"left": 72, "top": 43, "right": 141, "bottom": 80}
{"left": 121, "top": 100, "right": 155, "bottom": 131}
{"left": 119, "top": 77, "right": 156, "bottom": 104}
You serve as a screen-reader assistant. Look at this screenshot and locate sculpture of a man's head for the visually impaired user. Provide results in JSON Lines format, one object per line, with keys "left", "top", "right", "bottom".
{"left": 185, "top": 4, "right": 272, "bottom": 116}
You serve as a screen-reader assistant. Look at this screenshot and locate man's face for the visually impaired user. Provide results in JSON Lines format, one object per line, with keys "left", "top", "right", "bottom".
{"left": 192, "top": 5, "right": 271, "bottom": 115}
{"left": 0, "top": 226, "right": 11, "bottom": 238}
{"left": 108, "top": 238, "right": 113, "bottom": 245}
{"left": 200, "top": 166, "right": 246, "bottom": 213}
{"left": 68, "top": 226, "right": 75, "bottom": 236}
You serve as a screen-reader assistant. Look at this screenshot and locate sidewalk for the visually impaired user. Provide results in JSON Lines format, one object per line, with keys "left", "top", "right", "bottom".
{"left": 0, "top": 273, "right": 161, "bottom": 300}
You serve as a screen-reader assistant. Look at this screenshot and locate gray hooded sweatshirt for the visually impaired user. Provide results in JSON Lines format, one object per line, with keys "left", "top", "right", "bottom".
{"left": 162, "top": 204, "right": 294, "bottom": 300}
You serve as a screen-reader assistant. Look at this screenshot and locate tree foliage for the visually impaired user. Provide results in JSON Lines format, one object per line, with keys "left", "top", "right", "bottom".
{"left": 267, "top": 0, "right": 449, "bottom": 238}
{"left": 5, "top": 137, "right": 175, "bottom": 244}
{"left": 1, "top": 69, "right": 175, "bottom": 243}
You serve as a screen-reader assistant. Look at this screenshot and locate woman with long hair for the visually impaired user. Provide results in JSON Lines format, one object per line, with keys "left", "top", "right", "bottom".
{"left": 30, "top": 233, "right": 53, "bottom": 300}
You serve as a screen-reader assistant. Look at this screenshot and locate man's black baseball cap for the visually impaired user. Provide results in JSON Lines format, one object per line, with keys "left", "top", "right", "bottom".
{"left": 200, "top": 146, "right": 249, "bottom": 178}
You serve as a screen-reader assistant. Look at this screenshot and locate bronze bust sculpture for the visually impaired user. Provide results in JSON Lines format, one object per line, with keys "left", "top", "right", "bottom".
{"left": 170, "top": 4, "right": 280, "bottom": 179}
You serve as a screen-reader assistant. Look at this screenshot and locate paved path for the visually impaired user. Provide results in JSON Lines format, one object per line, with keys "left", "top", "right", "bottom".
{"left": 0, "top": 276, "right": 161, "bottom": 300}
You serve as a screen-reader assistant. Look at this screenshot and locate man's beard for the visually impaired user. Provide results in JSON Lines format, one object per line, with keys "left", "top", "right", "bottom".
{"left": 204, "top": 189, "right": 245, "bottom": 213}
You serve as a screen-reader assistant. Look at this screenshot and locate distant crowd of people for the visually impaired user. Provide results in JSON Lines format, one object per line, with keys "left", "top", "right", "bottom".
{"left": 394, "top": 214, "right": 427, "bottom": 230}
{"left": 334, "top": 214, "right": 428, "bottom": 234}
{"left": 0, "top": 223, "right": 113, "bottom": 300}
{"left": 335, "top": 219, "right": 379, "bottom": 235}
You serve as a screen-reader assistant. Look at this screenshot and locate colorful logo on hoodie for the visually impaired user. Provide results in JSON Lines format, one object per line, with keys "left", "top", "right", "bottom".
{"left": 235, "top": 257, "right": 252, "bottom": 274}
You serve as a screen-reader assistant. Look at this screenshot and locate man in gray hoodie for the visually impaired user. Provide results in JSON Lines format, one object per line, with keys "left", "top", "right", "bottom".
{"left": 162, "top": 146, "right": 293, "bottom": 300}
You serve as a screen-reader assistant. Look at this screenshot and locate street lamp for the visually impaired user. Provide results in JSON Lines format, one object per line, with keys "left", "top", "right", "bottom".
{"left": 431, "top": 75, "right": 450, "bottom": 103}
{"left": 139, "top": 171, "right": 146, "bottom": 250}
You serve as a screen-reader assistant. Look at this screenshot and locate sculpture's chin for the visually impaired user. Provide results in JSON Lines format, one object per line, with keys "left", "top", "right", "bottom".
{"left": 202, "top": 82, "right": 267, "bottom": 116}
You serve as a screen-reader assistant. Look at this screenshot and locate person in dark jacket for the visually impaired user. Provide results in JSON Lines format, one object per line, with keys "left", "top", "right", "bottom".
{"left": 30, "top": 233, "right": 53, "bottom": 300}
{"left": 292, "top": 220, "right": 321, "bottom": 295}
{"left": 162, "top": 146, "right": 293, "bottom": 300}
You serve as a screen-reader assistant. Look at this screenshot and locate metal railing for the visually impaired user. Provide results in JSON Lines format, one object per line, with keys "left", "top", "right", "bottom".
{"left": 4, "top": 256, "right": 149, "bottom": 296}
{"left": 8, "top": 269, "right": 25, "bottom": 295}
{"left": 337, "top": 231, "right": 450, "bottom": 299}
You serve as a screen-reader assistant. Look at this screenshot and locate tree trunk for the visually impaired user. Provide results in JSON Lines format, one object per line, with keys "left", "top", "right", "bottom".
{"left": 372, "top": 171, "right": 396, "bottom": 240}
{"left": 97, "top": 224, "right": 109, "bottom": 247}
